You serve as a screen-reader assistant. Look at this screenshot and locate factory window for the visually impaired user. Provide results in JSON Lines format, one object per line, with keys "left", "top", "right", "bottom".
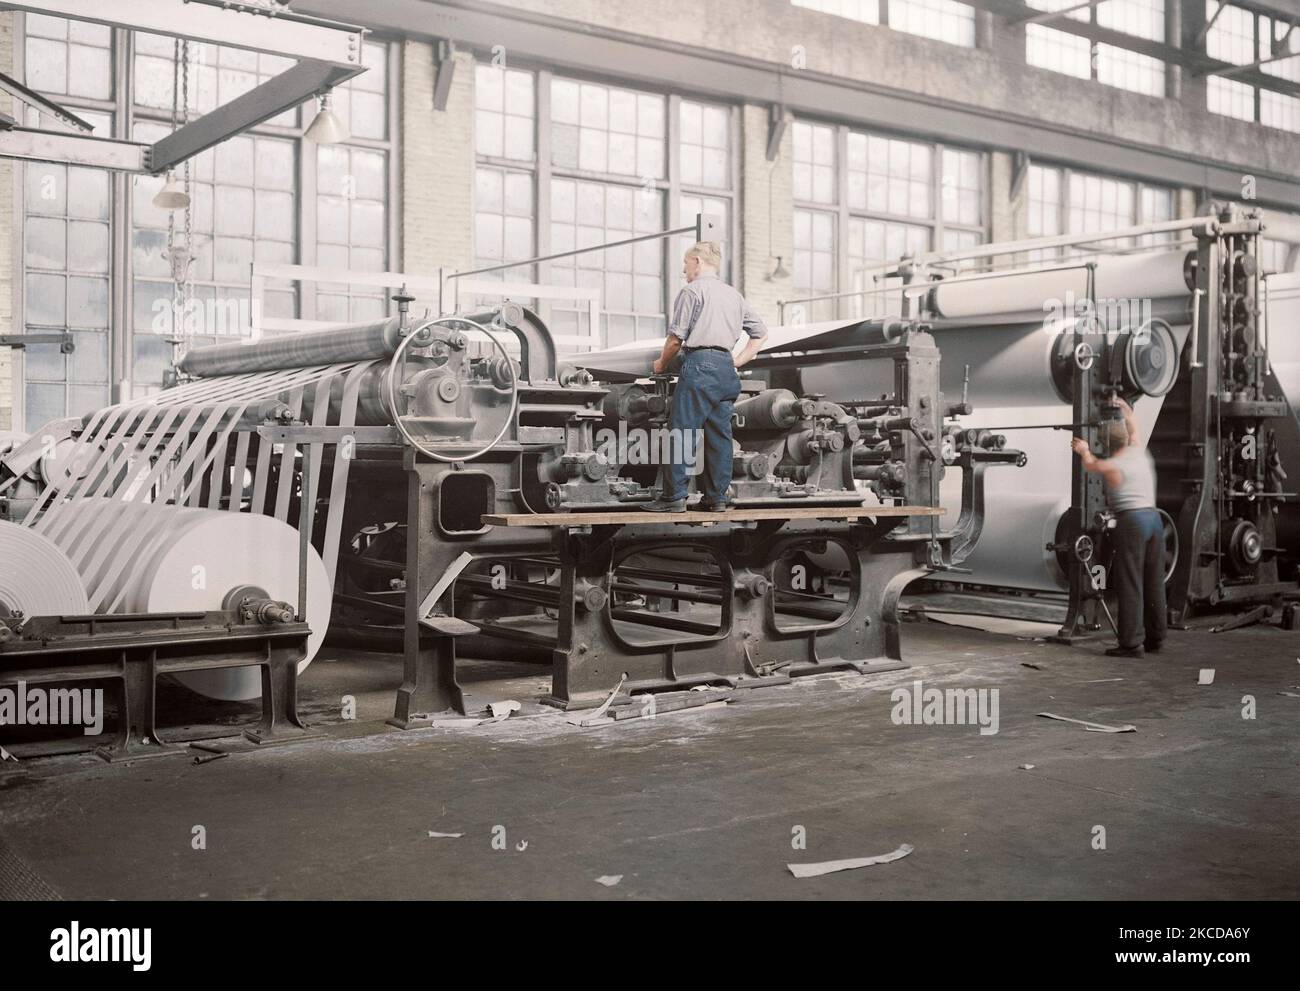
{"left": 793, "top": 120, "right": 983, "bottom": 321}
{"left": 14, "top": 17, "right": 396, "bottom": 423}
{"left": 889, "top": 1, "right": 976, "bottom": 48}
{"left": 1261, "top": 90, "right": 1300, "bottom": 133}
{"left": 474, "top": 166, "right": 537, "bottom": 286}
{"left": 23, "top": 13, "right": 111, "bottom": 100}
{"left": 550, "top": 179, "right": 665, "bottom": 346}
{"left": 132, "top": 121, "right": 300, "bottom": 383}
{"left": 793, "top": 209, "right": 838, "bottom": 321}
{"left": 791, "top": 0, "right": 880, "bottom": 25}
{"left": 791, "top": 0, "right": 975, "bottom": 47}
{"left": 471, "top": 65, "right": 737, "bottom": 349}
{"left": 551, "top": 78, "right": 665, "bottom": 180}
{"left": 1027, "top": 164, "right": 1175, "bottom": 259}
{"left": 1205, "top": 3, "right": 1300, "bottom": 128}
{"left": 1208, "top": 76, "right": 1256, "bottom": 121}
{"left": 679, "top": 100, "right": 730, "bottom": 191}
{"left": 475, "top": 63, "right": 535, "bottom": 162}
{"left": 1097, "top": 45, "right": 1166, "bottom": 97}
{"left": 1026, "top": 24, "right": 1092, "bottom": 81}
{"left": 1024, "top": 1, "right": 1167, "bottom": 97}
{"left": 793, "top": 121, "right": 837, "bottom": 206}
{"left": 1205, "top": 2, "right": 1255, "bottom": 66}
{"left": 1261, "top": 237, "right": 1300, "bottom": 274}
{"left": 22, "top": 116, "right": 113, "bottom": 429}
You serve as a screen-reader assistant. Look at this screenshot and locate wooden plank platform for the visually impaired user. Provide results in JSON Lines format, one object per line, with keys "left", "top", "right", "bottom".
{"left": 482, "top": 505, "right": 944, "bottom": 527}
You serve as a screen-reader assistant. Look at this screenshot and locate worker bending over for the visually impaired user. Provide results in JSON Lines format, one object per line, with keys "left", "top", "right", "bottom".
{"left": 645, "top": 242, "right": 768, "bottom": 512}
{"left": 1071, "top": 397, "right": 1167, "bottom": 658}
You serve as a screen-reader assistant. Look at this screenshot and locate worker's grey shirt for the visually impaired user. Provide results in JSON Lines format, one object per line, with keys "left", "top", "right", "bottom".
{"left": 1106, "top": 444, "right": 1157, "bottom": 512}
{"left": 668, "top": 274, "right": 768, "bottom": 349}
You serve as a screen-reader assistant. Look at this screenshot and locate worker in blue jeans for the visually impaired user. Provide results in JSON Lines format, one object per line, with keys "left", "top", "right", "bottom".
{"left": 1071, "top": 397, "right": 1168, "bottom": 657}
{"left": 645, "top": 242, "right": 768, "bottom": 512}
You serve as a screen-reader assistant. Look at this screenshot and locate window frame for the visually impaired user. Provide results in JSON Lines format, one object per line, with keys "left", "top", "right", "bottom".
{"left": 10, "top": 12, "right": 400, "bottom": 427}
{"left": 471, "top": 57, "right": 742, "bottom": 347}
{"left": 791, "top": 117, "right": 989, "bottom": 320}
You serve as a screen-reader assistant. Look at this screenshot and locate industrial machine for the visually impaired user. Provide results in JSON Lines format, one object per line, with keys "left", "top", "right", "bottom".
{"left": 0, "top": 290, "right": 1023, "bottom": 746}
{"left": 791, "top": 204, "right": 1299, "bottom": 634}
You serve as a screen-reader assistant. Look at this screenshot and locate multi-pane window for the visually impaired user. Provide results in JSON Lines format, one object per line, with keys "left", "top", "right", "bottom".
{"left": 1027, "top": 164, "right": 1174, "bottom": 258}
{"left": 793, "top": 119, "right": 983, "bottom": 320}
{"left": 793, "top": 209, "right": 837, "bottom": 319}
{"left": 23, "top": 118, "right": 113, "bottom": 428}
{"left": 550, "top": 180, "right": 664, "bottom": 346}
{"left": 1025, "top": 1, "right": 1167, "bottom": 97}
{"left": 793, "top": 121, "right": 836, "bottom": 205}
{"left": 679, "top": 100, "right": 730, "bottom": 190}
{"left": 474, "top": 166, "right": 536, "bottom": 286}
{"left": 1206, "top": 2, "right": 1255, "bottom": 66}
{"left": 791, "top": 0, "right": 879, "bottom": 25}
{"left": 847, "top": 132, "right": 931, "bottom": 219}
{"left": 1026, "top": 24, "right": 1092, "bottom": 81}
{"left": 1208, "top": 76, "right": 1255, "bottom": 121}
{"left": 471, "top": 67, "right": 737, "bottom": 349}
{"left": 1097, "top": 0, "right": 1165, "bottom": 42}
{"left": 15, "top": 15, "right": 394, "bottom": 425}
{"left": 551, "top": 78, "right": 665, "bottom": 179}
{"left": 132, "top": 121, "right": 300, "bottom": 383}
{"left": 473, "top": 63, "right": 537, "bottom": 292}
{"left": 1097, "top": 45, "right": 1165, "bottom": 97}
{"left": 134, "top": 32, "right": 299, "bottom": 128}
{"left": 1261, "top": 90, "right": 1300, "bottom": 133}
{"left": 889, "top": 1, "right": 976, "bottom": 48}
{"left": 475, "top": 63, "right": 535, "bottom": 163}
{"left": 1261, "top": 237, "right": 1300, "bottom": 274}
{"left": 1205, "top": 2, "right": 1300, "bottom": 128}
{"left": 327, "top": 41, "right": 388, "bottom": 141}
{"left": 23, "top": 13, "right": 111, "bottom": 100}
{"left": 315, "top": 143, "right": 390, "bottom": 322}
{"left": 791, "top": 0, "right": 974, "bottom": 47}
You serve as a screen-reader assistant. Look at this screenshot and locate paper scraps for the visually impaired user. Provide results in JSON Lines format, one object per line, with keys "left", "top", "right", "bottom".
{"left": 788, "top": 843, "right": 914, "bottom": 879}
{"left": 1038, "top": 712, "right": 1136, "bottom": 733}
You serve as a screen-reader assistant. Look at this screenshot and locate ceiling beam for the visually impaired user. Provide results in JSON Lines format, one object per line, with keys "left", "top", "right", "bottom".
{"left": 1, "top": 0, "right": 366, "bottom": 65}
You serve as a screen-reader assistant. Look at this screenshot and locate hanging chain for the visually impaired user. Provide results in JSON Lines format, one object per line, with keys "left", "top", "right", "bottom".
{"left": 165, "top": 40, "right": 195, "bottom": 356}
{"left": 180, "top": 41, "right": 194, "bottom": 322}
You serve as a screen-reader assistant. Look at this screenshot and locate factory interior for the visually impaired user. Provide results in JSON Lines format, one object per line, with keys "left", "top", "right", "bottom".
{"left": 0, "top": 0, "right": 1297, "bottom": 928}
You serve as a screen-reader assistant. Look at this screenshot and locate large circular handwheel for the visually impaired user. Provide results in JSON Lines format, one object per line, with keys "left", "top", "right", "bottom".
{"left": 386, "top": 314, "right": 520, "bottom": 464}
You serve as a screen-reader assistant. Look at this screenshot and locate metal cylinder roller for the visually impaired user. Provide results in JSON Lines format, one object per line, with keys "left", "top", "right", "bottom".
{"left": 178, "top": 318, "right": 435, "bottom": 376}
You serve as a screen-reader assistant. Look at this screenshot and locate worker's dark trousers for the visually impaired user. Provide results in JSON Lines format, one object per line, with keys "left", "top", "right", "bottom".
{"left": 663, "top": 349, "right": 741, "bottom": 504}
{"left": 1112, "top": 507, "right": 1168, "bottom": 650}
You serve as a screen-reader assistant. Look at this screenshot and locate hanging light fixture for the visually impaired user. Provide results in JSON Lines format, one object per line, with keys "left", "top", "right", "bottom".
{"left": 152, "top": 170, "right": 190, "bottom": 210}
{"left": 766, "top": 256, "right": 790, "bottom": 281}
{"left": 305, "top": 89, "right": 348, "bottom": 145}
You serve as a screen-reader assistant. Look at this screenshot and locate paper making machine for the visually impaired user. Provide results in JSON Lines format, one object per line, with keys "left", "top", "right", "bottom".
{"left": 801, "top": 203, "right": 1300, "bottom": 634}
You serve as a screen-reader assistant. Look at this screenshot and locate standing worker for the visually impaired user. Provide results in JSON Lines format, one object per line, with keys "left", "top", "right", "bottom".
{"left": 644, "top": 242, "right": 769, "bottom": 513}
{"left": 1070, "top": 397, "right": 1167, "bottom": 657}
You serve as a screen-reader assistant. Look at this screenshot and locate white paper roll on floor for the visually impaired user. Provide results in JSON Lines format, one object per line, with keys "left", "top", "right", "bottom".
{"left": 0, "top": 520, "right": 89, "bottom": 617}
{"left": 72, "top": 507, "right": 331, "bottom": 702}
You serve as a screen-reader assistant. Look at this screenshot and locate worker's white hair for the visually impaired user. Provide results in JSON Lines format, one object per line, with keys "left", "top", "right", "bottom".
{"left": 685, "top": 241, "right": 722, "bottom": 270}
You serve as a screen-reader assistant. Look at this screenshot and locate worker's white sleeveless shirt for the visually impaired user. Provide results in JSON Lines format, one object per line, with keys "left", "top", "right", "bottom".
{"left": 1106, "top": 444, "right": 1157, "bottom": 511}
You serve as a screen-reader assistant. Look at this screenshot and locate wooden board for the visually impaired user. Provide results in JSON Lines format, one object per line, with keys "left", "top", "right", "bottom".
{"left": 482, "top": 505, "right": 944, "bottom": 527}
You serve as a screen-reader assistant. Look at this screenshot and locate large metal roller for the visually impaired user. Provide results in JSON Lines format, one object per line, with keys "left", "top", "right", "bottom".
{"left": 177, "top": 318, "right": 434, "bottom": 376}
{"left": 926, "top": 249, "right": 1195, "bottom": 326}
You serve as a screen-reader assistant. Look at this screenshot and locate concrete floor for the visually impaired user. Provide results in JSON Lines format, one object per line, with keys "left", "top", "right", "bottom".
{"left": 1, "top": 615, "right": 1297, "bottom": 900}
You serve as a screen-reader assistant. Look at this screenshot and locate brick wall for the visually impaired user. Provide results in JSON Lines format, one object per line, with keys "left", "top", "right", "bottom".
{"left": 740, "top": 104, "right": 792, "bottom": 326}
{"left": 401, "top": 41, "right": 475, "bottom": 289}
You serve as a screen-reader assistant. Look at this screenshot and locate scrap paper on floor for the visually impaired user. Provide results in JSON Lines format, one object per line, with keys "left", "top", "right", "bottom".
{"left": 788, "top": 843, "right": 914, "bottom": 878}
